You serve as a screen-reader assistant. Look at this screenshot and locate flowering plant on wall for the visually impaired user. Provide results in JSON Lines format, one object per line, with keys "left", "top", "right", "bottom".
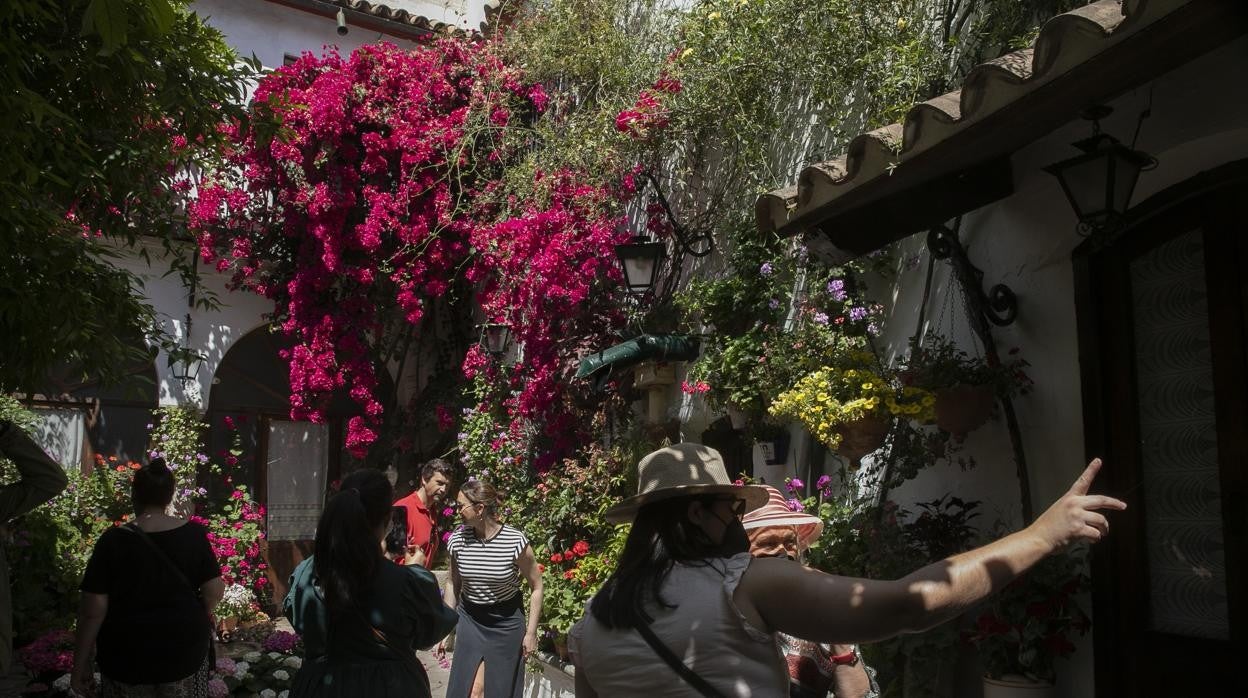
{"left": 768, "top": 354, "right": 935, "bottom": 451}
{"left": 965, "top": 546, "right": 1090, "bottom": 684}
{"left": 191, "top": 38, "right": 629, "bottom": 464}
{"left": 193, "top": 484, "right": 268, "bottom": 602}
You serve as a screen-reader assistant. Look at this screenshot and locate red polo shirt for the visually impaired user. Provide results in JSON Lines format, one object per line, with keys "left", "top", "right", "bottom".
{"left": 393, "top": 491, "right": 438, "bottom": 565}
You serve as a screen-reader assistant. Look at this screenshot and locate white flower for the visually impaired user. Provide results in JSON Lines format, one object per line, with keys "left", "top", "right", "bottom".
{"left": 272, "top": 669, "right": 290, "bottom": 681}
{"left": 244, "top": 651, "right": 262, "bottom": 662}
{"left": 260, "top": 690, "right": 277, "bottom": 698}
{"left": 282, "top": 656, "right": 302, "bottom": 669}
{"left": 278, "top": 692, "right": 290, "bottom": 698}
{"left": 53, "top": 674, "right": 72, "bottom": 691}
{"left": 268, "top": 651, "right": 283, "bottom": 660}
{"left": 233, "top": 660, "right": 250, "bottom": 679}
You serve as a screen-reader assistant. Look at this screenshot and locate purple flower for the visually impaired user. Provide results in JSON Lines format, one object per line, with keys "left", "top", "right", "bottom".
{"left": 197, "top": 453, "right": 209, "bottom": 463}
{"left": 816, "top": 475, "right": 832, "bottom": 490}
{"left": 457, "top": 432, "right": 469, "bottom": 441}
{"left": 786, "top": 478, "right": 804, "bottom": 492}
{"left": 760, "top": 262, "right": 774, "bottom": 276}
{"left": 813, "top": 312, "right": 829, "bottom": 325}
{"left": 501, "top": 456, "right": 514, "bottom": 465}
{"left": 827, "top": 279, "right": 847, "bottom": 301}
{"left": 442, "top": 507, "right": 454, "bottom": 517}
{"left": 787, "top": 498, "right": 804, "bottom": 512}
{"left": 768, "top": 298, "right": 781, "bottom": 310}
{"left": 848, "top": 306, "right": 869, "bottom": 322}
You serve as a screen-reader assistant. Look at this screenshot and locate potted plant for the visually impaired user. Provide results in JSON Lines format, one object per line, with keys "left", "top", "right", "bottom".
{"left": 769, "top": 353, "right": 935, "bottom": 468}
{"left": 964, "top": 546, "right": 1090, "bottom": 697}
{"left": 901, "top": 335, "right": 1032, "bottom": 438}
{"left": 749, "top": 420, "right": 791, "bottom": 465}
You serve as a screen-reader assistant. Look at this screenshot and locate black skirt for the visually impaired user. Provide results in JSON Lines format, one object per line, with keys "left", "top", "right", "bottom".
{"left": 446, "top": 596, "right": 525, "bottom": 698}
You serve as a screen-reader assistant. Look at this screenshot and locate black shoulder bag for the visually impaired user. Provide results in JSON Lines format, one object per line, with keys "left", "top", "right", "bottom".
{"left": 634, "top": 621, "right": 725, "bottom": 698}
{"left": 124, "top": 523, "right": 216, "bottom": 666}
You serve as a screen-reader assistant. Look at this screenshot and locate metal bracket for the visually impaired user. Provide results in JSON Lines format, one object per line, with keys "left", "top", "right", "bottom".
{"left": 926, "top": 226, "right": 1018, "bottom": 328}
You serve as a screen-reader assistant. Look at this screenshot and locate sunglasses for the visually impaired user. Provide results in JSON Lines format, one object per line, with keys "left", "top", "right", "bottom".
{"left": 712, "top": 496, "right": 748, "bottom": 518}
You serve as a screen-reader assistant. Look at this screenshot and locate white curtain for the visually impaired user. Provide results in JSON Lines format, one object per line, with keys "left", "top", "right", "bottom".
{"left": 32, "top": 408, "right": 86, "bottom": 471}
{"left": 265, "top": 421, "right": 328, "bottom": 541}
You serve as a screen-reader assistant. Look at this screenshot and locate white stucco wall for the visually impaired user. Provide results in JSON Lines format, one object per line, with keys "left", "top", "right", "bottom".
{"left": 129, "top": 1, "right": 460, "bottom": 407}
{"left": 865, "top": 34, "right": 1248, "bottom": 698}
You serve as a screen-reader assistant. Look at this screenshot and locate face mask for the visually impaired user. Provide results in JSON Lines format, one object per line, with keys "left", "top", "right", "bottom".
{"left": 718, "top": 518, "right": 751, "bottom": 557}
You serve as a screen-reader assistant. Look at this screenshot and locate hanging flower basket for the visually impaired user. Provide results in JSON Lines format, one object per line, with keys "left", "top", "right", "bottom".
{"left": 934, "top": 383, "right": 997, "bottom": 437}
{"left": 834, "top": 416, "right": 890, "bottom": 468}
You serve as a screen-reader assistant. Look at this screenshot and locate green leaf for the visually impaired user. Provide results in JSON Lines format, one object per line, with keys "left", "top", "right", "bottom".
{"left": 81, "top": 0, "right": 129, "bottom": 56}
{"left": 146, "top": 0, "right": 177, "bottom": 34}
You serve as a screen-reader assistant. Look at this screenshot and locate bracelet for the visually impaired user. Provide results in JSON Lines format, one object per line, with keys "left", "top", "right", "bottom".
{"left": 829, "top": 648, "right": 858, "bottom": 666}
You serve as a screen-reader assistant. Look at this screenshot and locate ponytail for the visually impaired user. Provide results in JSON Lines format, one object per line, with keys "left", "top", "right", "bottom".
{"left": 313, "top": 469, "right": 393, "bottom": 617}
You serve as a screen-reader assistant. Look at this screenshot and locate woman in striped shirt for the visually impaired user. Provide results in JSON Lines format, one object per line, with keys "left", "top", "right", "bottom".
{"left": 439, "top": 480, "right": 543, "bottom": 697}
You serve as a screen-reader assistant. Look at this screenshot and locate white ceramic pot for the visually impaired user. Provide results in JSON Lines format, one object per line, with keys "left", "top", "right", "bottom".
{"left": 982, "top": 675, "right": 1055, "bottom": 698}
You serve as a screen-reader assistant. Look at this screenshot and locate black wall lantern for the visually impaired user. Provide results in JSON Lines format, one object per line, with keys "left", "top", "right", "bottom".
{"left": 613, "top": 171, "right": 714, "bottom": 296}
{"left": 1043, "top": 105, "right": 1157, "bottom": 236}
{"left": 477, "top": 322, "right": 512, "bottom": 357}
{"left": 615, "top": 236, "right": 666, "bottom": 294}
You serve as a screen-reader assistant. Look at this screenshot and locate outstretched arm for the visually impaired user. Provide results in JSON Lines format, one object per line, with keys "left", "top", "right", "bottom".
{"left": 743, "top": 459, "right": 1125, "bottom": 644}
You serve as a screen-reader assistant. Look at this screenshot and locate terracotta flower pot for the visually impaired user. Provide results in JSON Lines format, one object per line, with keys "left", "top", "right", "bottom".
{"left": 934, "top": 383, "right": 996, "bottom": 437}
{"left": 982, "top": 675, "right": 1055, "bottom": 698}
{"left": 834, "top": 416, "right": 890, "bottom": 468}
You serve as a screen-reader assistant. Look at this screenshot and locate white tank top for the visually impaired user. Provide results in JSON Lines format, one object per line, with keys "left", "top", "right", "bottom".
{"left": 570, "top": 553, "right": 787, "bottom": 697}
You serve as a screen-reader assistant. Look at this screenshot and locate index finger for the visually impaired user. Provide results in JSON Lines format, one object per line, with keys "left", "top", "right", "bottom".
{"left": 1068, "top": 458, "right": 1103, "bottom": 496}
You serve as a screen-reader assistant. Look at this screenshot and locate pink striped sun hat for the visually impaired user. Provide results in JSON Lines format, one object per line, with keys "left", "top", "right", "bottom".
{"left": 741, "top": 485, "right": 823, "bottom": 549}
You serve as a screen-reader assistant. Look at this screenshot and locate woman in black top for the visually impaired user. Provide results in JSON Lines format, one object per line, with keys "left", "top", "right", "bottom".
{"left": 71, "top": 459, "right": 223, "bottom": 697}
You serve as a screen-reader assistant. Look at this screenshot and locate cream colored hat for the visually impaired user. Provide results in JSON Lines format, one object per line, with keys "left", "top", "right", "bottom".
{"left": 605, "top": 443, "right": 769, "bottom": 524}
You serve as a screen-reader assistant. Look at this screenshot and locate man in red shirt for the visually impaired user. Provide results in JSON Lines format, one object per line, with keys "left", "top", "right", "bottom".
{"left": 393, "top": 458, "right": 452, "bottom": 567}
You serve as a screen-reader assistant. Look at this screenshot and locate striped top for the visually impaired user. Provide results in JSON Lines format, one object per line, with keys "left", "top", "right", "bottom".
{"left": 447, "top": 524, "right": 530, "bottom": 605}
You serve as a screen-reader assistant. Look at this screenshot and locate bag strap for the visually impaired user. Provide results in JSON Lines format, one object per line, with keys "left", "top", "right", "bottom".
{"left": 634, "top": 621, "right": 725, "bottom": 698}
{"left": 124, "top": 522, "right": 196, "bottom": 595}
{"left": 358, "top": 610, "right": 431, "bottom": 695}
{"left": 123, "top": 522, "right": 216, "bottom": 665}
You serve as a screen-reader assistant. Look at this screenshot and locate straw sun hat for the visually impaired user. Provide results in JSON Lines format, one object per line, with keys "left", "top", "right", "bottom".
{"left": 741, "top": 485, "right": 824, "bottom": 549}
{"left": 604, "top": 443, "right": 768, "bottom": 524}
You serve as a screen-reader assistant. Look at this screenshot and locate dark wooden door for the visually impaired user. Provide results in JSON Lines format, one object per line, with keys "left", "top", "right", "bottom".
{"left": 1077, "top": 183, "right": 1247, "bottom": 695}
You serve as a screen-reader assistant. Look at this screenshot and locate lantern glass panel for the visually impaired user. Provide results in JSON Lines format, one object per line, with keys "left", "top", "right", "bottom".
{"left": 615, "top": 239, "right": 665, "bottom": 293}
{"left": 480, "top": 324, "right": 510, "bottom": 355}
{"left": 1110, "top": 151, "right": 1145, "bottom": 217}
{"left": 1060, "top": 154, "right": 1112, "bottom": 222}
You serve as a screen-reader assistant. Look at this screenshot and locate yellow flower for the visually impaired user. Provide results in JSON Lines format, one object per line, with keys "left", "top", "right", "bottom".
{"left": 708, "top": 11, "right": 721, "bottom": 20}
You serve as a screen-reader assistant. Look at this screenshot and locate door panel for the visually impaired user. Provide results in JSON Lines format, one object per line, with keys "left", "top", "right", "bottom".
{"left": 1080, "top": 188, "right": 1247, "bottom": 696}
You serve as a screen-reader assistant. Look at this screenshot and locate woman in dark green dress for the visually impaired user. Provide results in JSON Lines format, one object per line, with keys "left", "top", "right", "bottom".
{"left": 285, "top": 469, "right": 458, "bottom": 697}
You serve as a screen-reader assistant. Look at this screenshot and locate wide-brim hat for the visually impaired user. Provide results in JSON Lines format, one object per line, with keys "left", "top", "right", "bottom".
{"left": 605, "top": 443, "right": 768, "bottom": 524}
{"left": 741, "top": 485, "right": 824, "bottom": 549}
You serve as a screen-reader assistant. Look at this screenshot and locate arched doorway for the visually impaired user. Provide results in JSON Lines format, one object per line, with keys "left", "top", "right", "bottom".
{"left": 207, "top": 326, "right": 394, "bottom": 603}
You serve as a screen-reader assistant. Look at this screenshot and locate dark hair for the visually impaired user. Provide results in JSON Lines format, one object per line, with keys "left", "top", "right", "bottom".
{"left": 459, "top": 479, "right": 502, "bottom": 516}
{"left": 384, "top": 506, "right": 408, "bottom": 558}
{"left": 589, "top": 494, "right": 726, "bottom": 630}
{"left": 421, "top": 458, "right": 453, "bottom": 483}
{"left": 313, "top": 469, "right": 393, "bottom": 617}
{"left": 132, "top": 458, "right": 175, "bottom": 515}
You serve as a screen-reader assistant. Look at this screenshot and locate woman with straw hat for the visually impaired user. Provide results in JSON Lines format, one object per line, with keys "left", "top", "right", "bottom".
{"left": 570, "top": 443, "right": 1124, "bottom": 697}
{"left": 743, "top": 485, "right": 877, "bottom": 698}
